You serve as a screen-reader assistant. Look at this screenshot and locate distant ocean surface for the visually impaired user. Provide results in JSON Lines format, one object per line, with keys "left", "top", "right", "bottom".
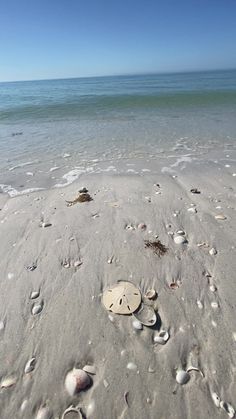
{"left": 0, "top": 70, "right": 236, "bottom": 196}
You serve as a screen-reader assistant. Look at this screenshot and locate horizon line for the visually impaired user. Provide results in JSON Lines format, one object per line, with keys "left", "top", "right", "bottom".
{"left": 0, "top": 66, "right": 236, "bottom": 84}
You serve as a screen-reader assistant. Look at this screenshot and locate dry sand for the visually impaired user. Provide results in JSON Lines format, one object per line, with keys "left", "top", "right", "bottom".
{"left": 0, "top": 164, "right": 236, "bottom": 419}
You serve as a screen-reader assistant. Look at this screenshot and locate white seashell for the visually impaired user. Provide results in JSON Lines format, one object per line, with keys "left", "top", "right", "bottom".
{"left": 127, "top": 362, "right": 137, "bottom": 371}
{"left": 87, "top": 400, "right": 96, "bottom": 417}
{"left": 176, "top": 370, "right": 190, "bottom": 385}
{"left": 133, "top": 303, "right": 156, "bottom": 326}
{"left": 74, "top": 260, "right": 82, "bottom": 267}
{"left": 61, "top": 405, "right": 83, "bottom": 419}
{"left": 65, "top": 368, "right": 90, "bottom": 396}
{"left": 83, "top": 365, "right": 96, "bottom": 375}
{"left": 20, "top": 399, "right": 28, "bottom": 412}
{"left": 1, "top": 376, "right": 17, "bottom": 388}
{"left": 220, "top": 401, "right": 235, "bottom": 418}
{"left": 211, "top": 301, "right": 219, "bottom": 309}
{"left": 154, "top": 330, "right": 169, "bottom": 345}
{"left": 132, "top": 319, "right": 143, "bottom": 330}
{"left": 30, "top": 291, "right": 40, "bottom": 299}
{"left": 209, "top": 247, "right": 217, "bottom": 255}
{"left": 209, "top": 284, "right": 217, "bottom": 292}
{"left": 144, "top": 289, "right": 157, "bottom": 300}
{"left": 197, "top": 300, "right": 203, "bottom": 309}
{"left": 103, "top": 379, "right": 109, "bottom": 388}
{"left": 35, "top": 406, "right": 52, "bottom": 419}
{"left": 32, "top": 303, "right": 43, "bottom": 315}
{"left": 186, "top": 366, "right": 204, "bottom": 377}
{"left": 176, "top": 230, "right": 185, "bottom": 235}
{"left": 188, "top": 207, "right": 197, "bottom": 213}
{"left": 0, "top": 320, "right": 5, "bottom": 331}
{"left": 8, "top": 272, "right": 14, "bottom": 279}
{"left": 40, "top": 222, "right": 52, "bottom": 228}
{"left": 215, "top": 214, "right": 227, "bottom": 220}
{"left": 126, "top": 224, "right": 135, "bottom": 231}
{"left": 174, "top": 235, "right": 187, "bottom": 244}
{"left": 211, "top": 392, "right": 221, "bottom": 407}
{"left": 24, "top": 357, "right": 36, "bottom": 374}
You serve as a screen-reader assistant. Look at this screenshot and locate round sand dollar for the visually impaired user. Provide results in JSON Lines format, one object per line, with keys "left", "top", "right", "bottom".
{"left": 102, "top": 281, "right": 141, "bottom": 314}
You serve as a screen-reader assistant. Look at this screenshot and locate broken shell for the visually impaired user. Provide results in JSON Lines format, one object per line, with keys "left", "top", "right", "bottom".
{"left": 176, "top": 370, "right": 190, "bottom": 385}
{"left": 176, "top": 230, "right": 185, "bottom": 235}
{"left": 132, "top": 319, "right": 143, "bottom": 330}
{"left": 209, "top": 247, "right": 217, "bottom": 255}
{"left": 209, "top": 284, "right": 217, "bottom": 292}
{"left": 186, "top": 366, "right": 204, "bottom": 377}
{"left": 154, "top": 330, "right": 169, "bottom": 345}
{"left": 215, "top": 214, "right": 227, "bottom": 220}
{"left": 197, "top": 300, "right": 203, "bottom": 309}
{"left": 83, "top": 365, "right": 96, "bottom": 375}
{"left": 133, "top": 303, "right": 156, "bottom": 326}
{"left": 174, "top": 235, "right": 187, "bottom": 244}
{"left": 220, "top": 401, "right": 235, "bottom": 418}
{"left": 65, "top": 368, "right": 90, "bottom": 396}
{"left": 144, "top": 289, "right": 157, "bottom": 300}
{"left": 74, "top": 260, "right": 82, "bottom": 268}
{"left": 32, "top": 303, "right": 43, "bottom": 315}
{"left": 61, "top": 405, "right": 83, "bottom": 419}
{"left": 24, "top": 357, "right": 36, "bottom": 374}
{"left": 211, "top": 392, "right": 221, "bottom": 407}
{"left": 40, "top": 222, "right": 52, "bottom": 228}
{"left": 35, "top": 406, "right": 52, "bottom": 419}
{"left": 30, "top": 291, "right": 40, "bottom": 299}
{"left": 138, "top": 223, "right": 147, "bottom": 230}
{"left": 0, "top": 376, "right": 17, "bottom": 388}
{"left": 125, "top": 224, "right": 135, "bottom": 231}
{"left": 169, "top": 282, "right": 179, "bottom": 290}
{"left": 127, "top": 362, "right": 137, "bottom": 371}
{"left": 102, "top": 281, "right": 141, "bottom": 314}
{"left": 20, "top": 399, "right": 28, "bottom": 412}
{"left": 211, "top": 301, "right": 219, "bottom": 309}
{"left": 188, "top": 207, "right": 197, "bottom": 213}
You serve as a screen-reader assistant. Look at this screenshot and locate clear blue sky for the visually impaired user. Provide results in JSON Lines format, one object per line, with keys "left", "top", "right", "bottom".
{"left": 1, "top": 0, "right": 236, "bottom": 81}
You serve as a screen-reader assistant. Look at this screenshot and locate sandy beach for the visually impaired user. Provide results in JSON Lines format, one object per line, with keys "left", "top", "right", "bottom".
{"left": 0, "top": 159, "right": 235, "bottom": 419}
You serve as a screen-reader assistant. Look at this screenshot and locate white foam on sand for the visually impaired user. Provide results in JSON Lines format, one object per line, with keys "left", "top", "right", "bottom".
{"left": 9, "top": 161, "right": 39, "bottom": 171}
{"left": 0, "top": 184, "right": 44, "bottom": 197}
{"left": 49, "top": 166, "right": 60, "bottom": 172}
{"left": 54, "top": 167, "right": 94, "bottom": 188}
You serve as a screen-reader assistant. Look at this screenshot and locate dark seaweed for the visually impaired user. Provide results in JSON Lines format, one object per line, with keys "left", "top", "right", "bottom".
{"left": 144, "top": 239, "right": 168, "bottom": 256}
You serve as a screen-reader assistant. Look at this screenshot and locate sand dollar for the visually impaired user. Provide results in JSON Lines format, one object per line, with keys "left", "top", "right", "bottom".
{"left": 102, "top": 281, "right": 141, "bottom": 314}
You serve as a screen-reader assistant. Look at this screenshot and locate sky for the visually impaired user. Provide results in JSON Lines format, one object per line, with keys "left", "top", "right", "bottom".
{"left": 0, "top": 0, "right": 236, "bottom": 82}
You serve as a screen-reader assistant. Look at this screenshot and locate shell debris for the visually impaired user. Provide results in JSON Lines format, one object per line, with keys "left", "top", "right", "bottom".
{"left": 24, "top": 357, "right": 36, "bottom": 374}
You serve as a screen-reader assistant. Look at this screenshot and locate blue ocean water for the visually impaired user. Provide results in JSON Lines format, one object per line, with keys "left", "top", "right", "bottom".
{"left": 0, "top": 70, "right": 236, "bottom": 195}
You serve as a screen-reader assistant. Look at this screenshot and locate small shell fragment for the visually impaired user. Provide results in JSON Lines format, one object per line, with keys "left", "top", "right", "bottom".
{"left": 65, "top": 368, "right": 90, "bottom": 396}
{"left": 1, "top": 376, "right": 17, "bottom": 389}
{"left": 35, "top": 406, "right": 52, "bottom": 419}
{"left": 30, "top": 291, "right": 40, "bottom": 299}
{"left": 132, "top": 319, "right": 143, "bottom": 330}
{"left": 209, "top": 247, "right": 217, "bottom": 256}
{"left": 127, "top": 362, "right": 137, "bottom": 371}
{"left": 215, "top": 215, "right": 227, "bottom": 220}
{"left": 83, "top": 365, "right": 96, "bottom": 375}
{"left": 211, "top": 301, "right": 219, "bottom": 309}
{"left": 174, "top": 235, "right": 187, "bottom": 244}
{"left": 144, "top": 289, "right": 157, "bottom": 300}
{"left": 154, "top": 330, "right": 169, "bottom": 345}
{"left": 32, "top": 303, "right": 43, "bottom": 315}
{"left": 40, "top": 222, "right": 52, "bottom": 228}
{"left": 220, "top": 401, "right": 235, "bottom": 418}
{"left": 176, "top": 370, "right": 190, "bottom": 385}
{"left": 211, "top": 392, "right": 221, "bottom": 408}
{"left": 133, "top": 303, "right": 156, "bottom": 326}
{"left": 24, "top": 357, "right": 36, "bottom": 374}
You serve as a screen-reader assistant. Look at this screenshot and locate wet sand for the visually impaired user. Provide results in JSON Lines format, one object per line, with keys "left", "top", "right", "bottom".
{"left": 0, "top": 164, "right": 236, "bottom": 418}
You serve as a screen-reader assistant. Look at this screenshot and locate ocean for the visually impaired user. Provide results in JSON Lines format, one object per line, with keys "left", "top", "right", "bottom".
{"left": 0, "top": 70, "right": 236, "bottom": 196}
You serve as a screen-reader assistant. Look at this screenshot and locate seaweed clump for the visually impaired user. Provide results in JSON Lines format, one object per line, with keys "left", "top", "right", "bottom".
{"left": 144, "top": 239, "right": 168, "bottom": 257}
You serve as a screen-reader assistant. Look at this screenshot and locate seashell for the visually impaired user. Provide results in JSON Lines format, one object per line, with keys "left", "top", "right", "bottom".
{"left": 30, "top": 290, "right": 40, "bottom": 299}
{"left": 215, "top": 214, "right": 227, "bottom": 220}
{"left": 24, "top": 357, "right": 36, "bottom": 374}
{"left": 8, "top": 272, "right": 14, "bottom": 279}
{"left": 20, "top": 399, "right": 28, "bottom": 412}
{"left": 220, "top": 401, "right": 235, "bottom": 418}
{"left": 188, "top": 207, "right": 197, "bottom": 213}
{"left": 190, "top": 188, "right": 201, "bottom": 194}
{"left": 197, "top": 300, "right": 203, "bottom": 309}
{"left": 133, "top": 303, "right": 156, "bottom": 326}
{"left": 0, "top": 320, "right": 5, "bottom": 331}
{"left": 74, "top": 260, "right": 82, "bottom": 268}
{"left": 1, "top": 376, "right": 17, "bottom": 388}
{"left": 209, "top": 247, "right": 217, "bottom": 255}
{"left": 186, "top": 366, "right": 204, "bottom": 377}
{"left": 174, "top": 235, "right": 187, "bottom": 244}
{"left": 25, "top": 264, "right": 37, "bottom": 271}
{"left": 132, "top": 319, "right": 143, "bottom": 330}
{"left": 102, "top": 281, "right": 141, "bottom": 314}
{"left": 35, "top": 406, "right": 52, "bottom": 419}
{"left": 32, "top": 303, "right": 43, "bottom": 315}
{"left": 40, "top": 222, "right": 52, "bottom": 228}
{"left": 154, "top": 330, "right": 169, "bottom": 345}
{"left": 65, "top": 368, "right": 90, "bottom": 396}
{"left": 144, "top": 289, "right": 157, "bottom": 300}
{"left": 211, "top": 301, "right": 219, "bottom": 309}
{"left": 176, "top": 230, "right": 185, "bottom": 235}
{"left": 138, "top": 223, "right": 147, "bottom": 230}
{"left": 82, "top": 365, "right": 96, "bottom": 375}
{"left": 211, "top": 392, "right": 221, "bottom": 407}
{"left": 125, "top": 224, "right": 135, "bottom": 230}
{"left": 127, "top": 362, "right": 137, "bottom": 371}
{"left": 176, "top": 370, "right": 190, "bottom": 385}
{"left": 169, "top": 282, "right": 179, "bottom": 290}
{"left": 209, "top": 284, "right": 217, "bottom": 292}
{"left": 103, "top": 379, "right": 109, "bottom": 388}
{"left": 61, "top": 405, "right": 83, "bottom": 419}
{"left": 87, "top": 400, "right": 96, "bottom": 417}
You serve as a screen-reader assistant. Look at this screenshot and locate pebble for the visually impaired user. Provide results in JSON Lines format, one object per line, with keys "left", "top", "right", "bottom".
{"left": 127, "top": 362, "right": 137, "bottom": 371}
{"left": 31, "top": 303, "right": 43, "bottom": 315}
{"left": 132, "top": 319, "right": 143, "bottom": 330}
{"left": 176, "top": 370, "right": 190, "bottom": 385}
{"left": 209, "top": 284, "right": 217, "bottom": 292}
{"left": 174, "top": 235, "right": 187, "bottom": 244}
{"left": 209, "top": 247, "right": 217, "bottom": 256}
{"left": 176, "top": 230, "right": 185, "bottom": 235}
{"left": 24, "top": 357, "right": 36, "bottom": 374}
{"left": 30, "top": 291, "right": 40, "bottom": 299}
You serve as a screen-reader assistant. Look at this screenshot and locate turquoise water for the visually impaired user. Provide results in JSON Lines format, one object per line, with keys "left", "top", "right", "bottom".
{"left": 0, "top": 70, "right": 236, "bottom": 195}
